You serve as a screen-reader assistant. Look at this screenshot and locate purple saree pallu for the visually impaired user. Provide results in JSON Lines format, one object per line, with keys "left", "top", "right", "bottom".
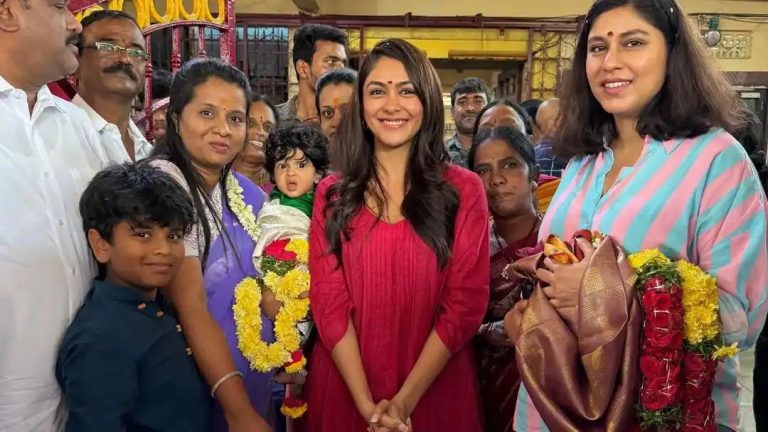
{"left": 204, "top": 173, "right": 275, "bottom": 430}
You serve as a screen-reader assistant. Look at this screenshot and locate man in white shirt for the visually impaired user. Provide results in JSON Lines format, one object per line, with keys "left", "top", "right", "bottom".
{"left": 0, "top": 0, "right": 110, "bottom": 430}
{"left": 73, "top": 9, "right": 151, "bottom": 162}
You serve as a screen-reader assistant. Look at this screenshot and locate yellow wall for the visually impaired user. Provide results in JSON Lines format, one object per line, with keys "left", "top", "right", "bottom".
{"left": 237, "top": 0, "right": 766, "bottom": 18}
{"left": 236, "top": 0, "right": 768, "bottom": 72}
{"left": 347, "top": 27, "right": 529, "bottom": 59}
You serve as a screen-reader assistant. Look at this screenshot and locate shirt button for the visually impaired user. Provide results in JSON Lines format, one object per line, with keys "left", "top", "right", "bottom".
{"left": 186, "top": 347, "right": 192, "bottom": 356}
{"left": 44, "top": 172, "right": 50, "bottom": 178}
{"left": 58, "top": 219, "right": 64, "bottom": 226}
{"left": 137, "top": 303, "right": 147, "bottom": 310}
{"left": 156, "top": 311, "right": 165, "bottom": 317}
{"left": 176, "top": 324, "right": 182, "bottom": 333}
{"left": 71, "top": 267, "right": 77, "bottom": 275}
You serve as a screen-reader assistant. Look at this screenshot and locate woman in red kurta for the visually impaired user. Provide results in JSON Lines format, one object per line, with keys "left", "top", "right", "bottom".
{"left": 302, "top": 39, "right": 489, "bottom": 432}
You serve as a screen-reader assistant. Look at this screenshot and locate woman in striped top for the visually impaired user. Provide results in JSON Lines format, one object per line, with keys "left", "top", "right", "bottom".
{"left": 505, "top": 1, "right": 768, "bottom": 431}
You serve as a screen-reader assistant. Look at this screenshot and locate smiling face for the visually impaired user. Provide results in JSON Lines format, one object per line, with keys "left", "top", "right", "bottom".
{"left": 176, "top": 77, "right": 248, "bottom": 173}
{"left": 472, "top": 137, "right": 534, "bottom": 219}
{"left": 89, "top": 221, "right": 185, "bottom": 291}
{"left": 272, "top": 148, "right": 319, "bottom": 198}
{"left": 241, "top": 101, "right": 276, "bottom": 168}
{"left": 362, "top": 56, "right": 424, "bottom": 151}
{"left": 586, "top": 5, "right": 668, "bottom": 122}
{"left": 77, "top": 17, "right": 146, "bottom": 99}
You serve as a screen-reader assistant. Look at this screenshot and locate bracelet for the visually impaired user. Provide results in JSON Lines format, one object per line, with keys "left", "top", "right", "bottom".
{"left": 210, "top": 371, "right": 244, "bottom": 398}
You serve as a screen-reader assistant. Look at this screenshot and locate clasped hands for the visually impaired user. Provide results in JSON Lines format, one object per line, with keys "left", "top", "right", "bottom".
{"left": 361, "top": 395, "right": 413, "bottom": 432}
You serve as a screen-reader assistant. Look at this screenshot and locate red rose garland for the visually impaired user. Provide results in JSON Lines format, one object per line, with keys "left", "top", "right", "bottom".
{"left": 629, "top": 250, "right": 738, "bottom": 431}
{"left": 635, "top": 273, "right": 685, "bottom": 430}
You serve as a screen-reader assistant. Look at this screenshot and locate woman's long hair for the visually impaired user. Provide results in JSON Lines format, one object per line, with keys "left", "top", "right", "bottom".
{"left": 151, "top": 58, "right": 252, "bottom": 264}
{"left": 326, "top": 38, "right": 459, "bottom": 268}
{"left": 557, "top": 0, "right": 747, "bottom": 158}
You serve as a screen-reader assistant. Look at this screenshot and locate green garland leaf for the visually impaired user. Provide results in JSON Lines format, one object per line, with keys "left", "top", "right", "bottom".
{"left": 636, "top": 403, "right": 683, "bottom": 431}
{"left": 261, "top": 255, "right": 297, "bottom": 277}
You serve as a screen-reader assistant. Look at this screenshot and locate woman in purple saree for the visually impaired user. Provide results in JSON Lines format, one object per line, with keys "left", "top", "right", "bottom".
{"left": 150, "top": 58, "right": 275, "bottom": 432}
{"left": 203, "top": 175, "right": 275, "bottom": 429}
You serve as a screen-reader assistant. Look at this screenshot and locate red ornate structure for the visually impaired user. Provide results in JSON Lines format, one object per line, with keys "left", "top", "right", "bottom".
{"left": 52, "top": 0, "right": 237, "bottom": 140}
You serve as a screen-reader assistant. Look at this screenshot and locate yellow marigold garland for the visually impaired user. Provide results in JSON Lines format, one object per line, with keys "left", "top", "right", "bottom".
{"left": 627, "top": 250, "right": 738, "bottom": 358}
{"left": 228, "top": 175, "right": 311, "bottom": 375}
{"left": 285, "top": 238, "right": 309, "bottom": 263}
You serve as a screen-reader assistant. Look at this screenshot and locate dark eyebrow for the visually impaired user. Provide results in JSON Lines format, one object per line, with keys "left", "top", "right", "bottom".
{"left": 200, "top": 103, "right": 246, "bottom": 116}
{"left": 621, "top": 29, "right": 650, "bottom": 38}
{"left": 588, "top": 28, "right": 650, "bottom": 44}
{"left": 366, "top": 80, "right": 412, "bottom": 88}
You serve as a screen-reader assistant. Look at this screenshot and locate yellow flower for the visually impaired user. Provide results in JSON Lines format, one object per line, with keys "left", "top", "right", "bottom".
{"left": 285, "top": 239, "right": 309, "bottom": 264}
{"left": 263, "top": 272, "right": 280, "bottom": 291}
{"left": 273, "top": 268, "right": 310, "bottom": 301}
{"left": 229, "top": 174, "right": 312, "bottom": 374}
{"left": 677, "top": 259, "right": 720, "bottom": 345}
{"left": 281, "top": 402, "right": 308, "bottom": 418}
{"left": 628, "top": 248, "right": 670, "bottom": 270}
{"left": 226, "top": 174, "right": 261, "bottom": 244}
{"left": 713, "top": 342, "right": 740, "bottom": 360}
{"left": 284, "top": 354, "right": 307, "bottom": 373}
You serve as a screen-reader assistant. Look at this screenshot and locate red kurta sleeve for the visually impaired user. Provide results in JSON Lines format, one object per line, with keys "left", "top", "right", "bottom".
{"left": 309, "top": 176, "right": 352, "bottom": 351}
{"left": 435, "top": 169, "right": 491, "bottom": 354}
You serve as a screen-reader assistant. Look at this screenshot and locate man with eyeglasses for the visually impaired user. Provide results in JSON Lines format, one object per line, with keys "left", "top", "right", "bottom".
{"left": 276, "top": 24, "right": 348, "bottom": 124}
{"left": 446, "top": 77, "right": 492, "bottom": 168}
{"left": 0, "top": 0, "right": 110, "bottom": 430}
{"left": 73, "top": 10, "right": 152, "bottom": 162}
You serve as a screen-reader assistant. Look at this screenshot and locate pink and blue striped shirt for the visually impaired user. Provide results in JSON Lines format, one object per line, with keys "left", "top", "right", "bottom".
{"left": 514, "top": 128, "right": 768, "bottom": 431}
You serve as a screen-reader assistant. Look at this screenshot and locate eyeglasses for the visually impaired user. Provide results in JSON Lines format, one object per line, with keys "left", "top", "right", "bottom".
{"left": 84, "top": 41, "right": 149, "bottom": 61}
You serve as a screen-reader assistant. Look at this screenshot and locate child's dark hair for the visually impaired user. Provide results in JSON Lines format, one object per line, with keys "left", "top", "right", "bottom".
{"left": 265, "top": 123, "right": 330, "bottom": 182}
{"left": 80, "top": 161, "right": 196, "bottom": 243}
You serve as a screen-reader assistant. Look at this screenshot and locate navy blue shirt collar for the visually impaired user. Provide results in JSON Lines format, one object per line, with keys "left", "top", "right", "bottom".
{"left": 91, "top": 279, "right": 155, "bottom": 305}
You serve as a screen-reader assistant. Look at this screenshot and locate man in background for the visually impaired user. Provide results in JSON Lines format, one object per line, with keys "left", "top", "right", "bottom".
{"left": 73, "top": 10, "right": 152, "bottom": 162}
{"left": 445, "top": 77, "right": 491, "bottom": 167}
{"left": 277, "top": 23, "right": 347, "bottom": 123}
{"left": 534, "top": 98, "right": 568, "bottom": 177}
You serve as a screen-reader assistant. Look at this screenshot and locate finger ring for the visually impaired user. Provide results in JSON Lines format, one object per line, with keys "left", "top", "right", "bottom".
{"left": 297, "top": 369, "right": 307, "bottom": 377}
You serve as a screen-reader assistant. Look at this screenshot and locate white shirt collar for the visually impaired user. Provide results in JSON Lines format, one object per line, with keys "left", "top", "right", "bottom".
{"left": 0, "top": 74, "right": 66, "bottom": 114}
{"left": 72, "top": 93, "right": 153, "bottom": 160}
{"left": 71, "top": 94, "right": 110, "bottom": 131}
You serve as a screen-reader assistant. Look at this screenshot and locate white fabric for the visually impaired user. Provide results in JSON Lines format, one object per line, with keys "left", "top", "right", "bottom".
{"left": 251, "top": 198, "right": 310, "bottom": 273}
{"left": 149, "top": 159, "right": 223, "bottom": 257}
{"left": 72, "top": 94, "right": 153, "bottom": 163}
{"left": 0, "top": 76, "right": 110, "bottom": 432}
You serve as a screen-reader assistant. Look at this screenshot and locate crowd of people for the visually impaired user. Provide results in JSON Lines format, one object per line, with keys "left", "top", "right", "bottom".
{"left": 1, "top": 0, "right": 768, "bottom": 431}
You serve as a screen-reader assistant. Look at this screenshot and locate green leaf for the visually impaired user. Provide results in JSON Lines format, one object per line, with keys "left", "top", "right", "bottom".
{"left": 636, "top": 404, "right": 683, "bottom": 431}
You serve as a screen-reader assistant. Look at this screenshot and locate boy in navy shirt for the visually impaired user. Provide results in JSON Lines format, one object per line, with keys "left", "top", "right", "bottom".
{"left": 56, "top": 162, "right": 210, "bottom": 431}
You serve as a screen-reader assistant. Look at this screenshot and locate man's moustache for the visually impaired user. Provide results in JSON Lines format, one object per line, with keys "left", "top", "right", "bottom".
{"left": 103, "top": 65, "right": 137, "bottom": 81}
